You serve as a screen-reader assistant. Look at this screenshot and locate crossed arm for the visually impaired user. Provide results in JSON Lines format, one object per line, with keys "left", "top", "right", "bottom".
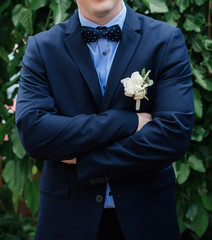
{"left": 62, "top": 112, "right": 152, "bottom": 164}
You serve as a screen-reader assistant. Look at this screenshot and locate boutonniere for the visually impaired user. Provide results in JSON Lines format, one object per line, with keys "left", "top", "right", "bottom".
{"left": 121, "top": 69, "right": 153, "bottom": 111}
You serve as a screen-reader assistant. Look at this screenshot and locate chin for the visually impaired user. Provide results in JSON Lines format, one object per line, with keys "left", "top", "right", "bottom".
{"left": 92, "top": 7, "right": 113, "bottom": 18}
{"left": 92, "top": 0, "right": 122, "bottom": 16}
{"left": 77, "top": 0, "right": 122, "bottom": 24}
{"left": 93, "top": 3, "right": 114, "bottom": 13}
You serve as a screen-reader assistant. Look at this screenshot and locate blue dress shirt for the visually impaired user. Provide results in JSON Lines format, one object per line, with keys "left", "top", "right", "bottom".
{"left": 78, "top": 2, "right": 127, "bottom": 208}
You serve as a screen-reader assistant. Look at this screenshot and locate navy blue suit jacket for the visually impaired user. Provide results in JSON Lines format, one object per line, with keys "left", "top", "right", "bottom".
{"left": 16, "top": 5, "right": 194, "bottom": 240}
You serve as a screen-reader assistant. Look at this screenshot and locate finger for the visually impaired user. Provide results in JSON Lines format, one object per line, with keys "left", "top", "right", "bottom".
{"left": 61, "top": 158, "right": 77, "bottom": 164}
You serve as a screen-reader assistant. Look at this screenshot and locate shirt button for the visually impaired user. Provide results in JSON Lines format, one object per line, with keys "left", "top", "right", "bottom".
{"left": 96, "top": 194, "right": 103, "bottom": 203}
{"left": 102, "top": 51, "right": 107, "bottom": 56}
{"left": 109, "top": 192, "right": 112, "bottom": 196}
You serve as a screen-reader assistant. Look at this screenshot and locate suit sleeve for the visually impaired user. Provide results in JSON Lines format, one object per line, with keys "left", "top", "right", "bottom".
{"left": 16, "top": 36, "right": 138, "bottom": 161}
{"left": 76, "top": 28, "right": 194, "bottom": 185}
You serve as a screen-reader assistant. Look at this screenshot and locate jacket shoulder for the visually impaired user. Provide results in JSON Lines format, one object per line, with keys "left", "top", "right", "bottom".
{"left": 135, "top": 12, "right": 181, "bottom": 39}
{"left": 32, "top": 20, "right": 67, "bottom": 45}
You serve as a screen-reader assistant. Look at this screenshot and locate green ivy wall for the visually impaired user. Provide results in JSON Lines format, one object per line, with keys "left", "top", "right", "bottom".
{"left": 0, "top": 1, "right": 211, "bottom": 239}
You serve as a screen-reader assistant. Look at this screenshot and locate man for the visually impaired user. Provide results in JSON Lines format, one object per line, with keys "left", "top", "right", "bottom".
{"left": 16, "top": 0, "right": 194, "bottom": 239}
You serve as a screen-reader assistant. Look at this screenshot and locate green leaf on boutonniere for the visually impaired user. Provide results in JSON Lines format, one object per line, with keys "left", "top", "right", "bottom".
{"left": 141, "top": 68, "right": 146, "bottom": 78}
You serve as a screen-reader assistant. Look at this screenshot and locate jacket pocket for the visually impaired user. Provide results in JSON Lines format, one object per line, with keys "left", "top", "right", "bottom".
{"left": 39, "top": 179, "right": 70, "bottom": 199}
{"left": 149, "top": 165, "right": 176, "bottom": 191}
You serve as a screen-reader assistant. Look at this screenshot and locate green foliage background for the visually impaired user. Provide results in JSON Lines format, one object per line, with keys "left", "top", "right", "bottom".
{"left": 0, "top": 0, "right": 211, "bottom": 239}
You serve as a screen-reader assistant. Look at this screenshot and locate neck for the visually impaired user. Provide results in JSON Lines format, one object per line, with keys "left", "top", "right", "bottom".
{"left": 83, "top": 14, "right": 118, "bottom": 25}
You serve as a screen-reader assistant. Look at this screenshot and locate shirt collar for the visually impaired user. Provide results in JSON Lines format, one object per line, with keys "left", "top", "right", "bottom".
{"left": 78, "top": 1, "right": 126, "bottom": 30}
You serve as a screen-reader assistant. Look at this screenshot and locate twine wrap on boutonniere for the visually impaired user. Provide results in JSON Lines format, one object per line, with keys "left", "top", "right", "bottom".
{"left": 121, "top": 69, "right": 153, "bottom": 111}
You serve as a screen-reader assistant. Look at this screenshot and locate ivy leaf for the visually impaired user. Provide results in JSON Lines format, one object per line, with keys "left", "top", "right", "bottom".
{"left": 191, "top": 125, "right": 208, "bottom": 142}
{"left": 0, "top": 46, "right": 9, "bottom": 62}
{"left": 20, "top": 7, "right": 33, "bottom": 35}
{"left": 174, "top": 161, "right": 190, "bottom": 185}
{"left": 2, "top": 160, "right": 26, "bottom": 194}
{"left": 185, "top": 204, "right": 198, "bottom": 221}
{"left": 194, "top": 0, "right": 207, "bottom": 6}
{"left": 183, "top": 15, "right": 201, "bottom": 32}
{"left": 201, "top": 193, "right": 212, "bottom": 212}
{"left": 12, "top": 4, "right": 22, "bottom": 27}
{"left": 12, "top": 5, "right": 33, "bottom": 35}
{"left": 19, "top": 157, "right": 34, "bottom": 181}
{"left": 12, "top": 191, "right": 21, "bottom": 213}
{"left": 2, "top": 160, "right": 26, "bottom": 211}
{"left": 202, "top": 38, "right": 212, "bottom": 51}
{"left": 201, "top": 180, "right": 212, "bottom": 211}
{"left": 192, "top": 65, "right": 206, "bottom": 88}
{"left": 0, "top": 0, "right": 11, "bottom": 15}
{"left": 201, "top": 46, "right": 212, "bottom": 73}
{"left": 11, "top": 126, "right": 26, "bottom": 159}
{"left": 192, "top": 65, "right": 212, "bottom": 91}
{"left": 0, "top": 100, "right": 10, "bottom": 120}
{"left": 30, "top": 0, "right": 48, "bottom": 11}
{"left": 203, "top": 59, "right": 212, "bottom": 74}
{"left": 193, "top": 88, "right": 203, "bottom": 118}
{"left": 132, "top": 0, "right": 146, "bottom": 12}
{"left": 24, "top": 180, "right": 40, "bottom": 216}
{"left": 165, "top": 8, "right": 180, "bottom": 27}
{"left": 188, "top": 155, "right": 206, "bottom": 173}
{"left": 142, "top": 0, "right": 168, "bottom": 13}
{"left": 186, "top": 206, "right": 209, "bottom": 237}
{"left": 50, "top": 0, "right": 71, "bottom": 24}
{"left": 177, "top": 199, "right": 187, "bottom": 233}
{"left": 176, "top": 0, "right": 189, "bottom": 13}
{"left": 192, "top": 37, "right": 203, "bottom": 53}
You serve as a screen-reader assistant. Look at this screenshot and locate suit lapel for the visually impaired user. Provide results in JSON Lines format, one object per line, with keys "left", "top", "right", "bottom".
{"left": 64, "top": 12, "right": 102, "bottom": 110}
{"left": 100, "top": 6, "right": 142, "bottom": 112}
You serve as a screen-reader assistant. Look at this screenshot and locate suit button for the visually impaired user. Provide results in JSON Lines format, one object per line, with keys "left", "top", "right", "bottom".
{"left": 96, "top": 194, "right": 103, "bottom": 203}
{"left": 104, "top": 176, "right": 109, "bottom": 182}
{"left": 100, "top": 177, "right": 105, "bottom": 183}
{"left": 90, "top": 179, "right": 95, "bottom": 184}
{"left": 95, "top": 178, "right": 101, "bottom": 184}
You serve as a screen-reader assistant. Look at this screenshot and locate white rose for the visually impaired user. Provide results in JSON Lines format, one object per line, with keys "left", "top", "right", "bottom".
{"left": 131, "top": 71, "right": 144, "bottom": 86}
{"left": 121, "top": 73, "right": 144, "bottom": 97}
{"left": 134, "top": 89, "right": 146, "bottom": 99}
{"left": 121, "top": 69, "right": 153, "bottom": 111}
{"left": 121, "top": 78, "right": 134, "bottom": 97}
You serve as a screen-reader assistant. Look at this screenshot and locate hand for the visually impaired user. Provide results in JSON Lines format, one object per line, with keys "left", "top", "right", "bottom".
{"left": 61, "top": 158, "right": 77, "bottom": 164}
{"left": 136, "top": 113, "right": 152, "bottom": 132}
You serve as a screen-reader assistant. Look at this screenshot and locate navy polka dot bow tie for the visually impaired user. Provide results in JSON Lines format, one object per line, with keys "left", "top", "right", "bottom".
{"left": 81, "top": 24, "right": 122, "bottom": 43}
